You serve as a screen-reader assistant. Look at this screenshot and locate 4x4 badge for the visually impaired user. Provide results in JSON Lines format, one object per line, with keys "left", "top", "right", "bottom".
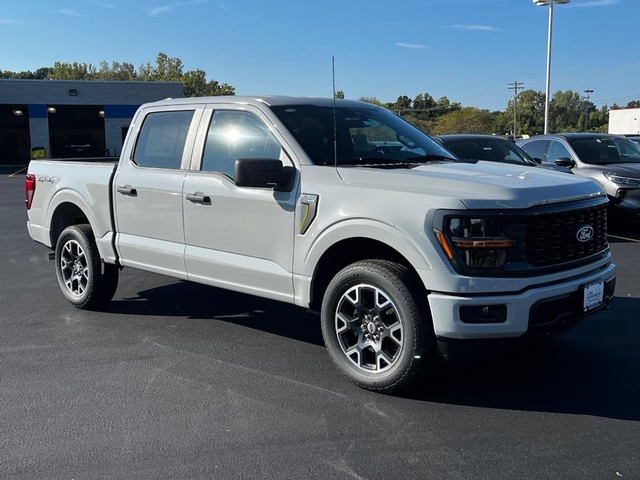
{"left": 577, "top": 225, "right": 595, "bottom": 242}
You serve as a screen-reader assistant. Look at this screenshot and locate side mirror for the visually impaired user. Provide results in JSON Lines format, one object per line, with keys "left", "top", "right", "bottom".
{"left": 533, "top": 157, "right": 543, "bottom": 164}
{"left": 555, "top": 157, "right": 575, "bottom": 168}
{"left": 234, "top": 158, "right": 294, "bottom": 190}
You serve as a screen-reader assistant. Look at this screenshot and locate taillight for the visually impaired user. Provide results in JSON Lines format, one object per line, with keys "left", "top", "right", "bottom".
{"left": 25, "top": 174, "right": 36, "bottom": 210}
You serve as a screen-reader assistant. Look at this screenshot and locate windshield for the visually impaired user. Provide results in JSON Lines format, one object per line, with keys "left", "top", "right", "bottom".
{"left": 270, "top": 104, "right": 457, "bottom": 167}
{"left": 568, "top": 137, "right": 640, "bottom": 165}
{"left": 442, "top": 138, "right": 537, "bottom": 166}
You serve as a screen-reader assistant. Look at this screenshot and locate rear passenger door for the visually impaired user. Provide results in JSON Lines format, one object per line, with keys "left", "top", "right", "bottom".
{"left": 113, "top": 105, "right": 203, "bottom": 278}
{"left": 182, "top": 105, "right": 298, "bottom": 302}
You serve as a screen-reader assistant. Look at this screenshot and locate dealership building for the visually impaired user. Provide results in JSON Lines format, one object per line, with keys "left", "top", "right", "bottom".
{"left": 0, "top": 79, "right": 183, "bottom": 164}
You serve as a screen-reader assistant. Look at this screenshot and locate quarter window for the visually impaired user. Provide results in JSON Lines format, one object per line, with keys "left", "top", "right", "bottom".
{"left": 202, "top": 110, "right": 283, "bottom": 179}
{"left": 133, "top": 111, "right": 194, "bottom": 169}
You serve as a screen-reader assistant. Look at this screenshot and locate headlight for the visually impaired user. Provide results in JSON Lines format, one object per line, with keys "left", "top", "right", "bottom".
{"left": 435, "top": 217, "right": 515, "bottom": 269}
{"left": 603, "top": 172, "right": 640, "bottom": 186}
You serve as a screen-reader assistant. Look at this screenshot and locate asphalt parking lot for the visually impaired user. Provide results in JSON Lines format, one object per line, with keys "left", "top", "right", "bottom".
{"left": 1, "top": 168, "right": 639, "bottom": 479}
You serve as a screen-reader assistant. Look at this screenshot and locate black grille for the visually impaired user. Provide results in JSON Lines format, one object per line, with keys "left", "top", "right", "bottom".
{"left": 524, "top": 204, "right": 608, "bottom": 267}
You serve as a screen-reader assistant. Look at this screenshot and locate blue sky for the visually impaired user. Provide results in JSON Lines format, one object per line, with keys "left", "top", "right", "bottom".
{"left": 1, "top": 0, "right": 638, "bottom": 111}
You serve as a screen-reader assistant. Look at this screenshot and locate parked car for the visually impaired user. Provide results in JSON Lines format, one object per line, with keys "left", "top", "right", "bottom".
{"left": 518, "top": 133, "right": 640, "bottom": 216}
{"left": 436, "top": 134, "right": 570, "bottom": 172}
{"left": 625, "top": 135, "right": 640, "bottom": 145}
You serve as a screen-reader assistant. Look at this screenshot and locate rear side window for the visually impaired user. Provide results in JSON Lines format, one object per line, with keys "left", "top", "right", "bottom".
{"left": 133, "top": 111, "right": 194, "bottom": 169}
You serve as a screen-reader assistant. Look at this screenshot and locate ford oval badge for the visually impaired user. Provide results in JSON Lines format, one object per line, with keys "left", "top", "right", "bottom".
{"left": 577, "top": 225, "right": 595, "bottom": 242}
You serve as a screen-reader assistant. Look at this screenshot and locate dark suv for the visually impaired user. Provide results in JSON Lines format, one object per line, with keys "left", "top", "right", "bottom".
{"left": 518, "top": 133, "right": 640, "bottom": 216}
{"left": 436, "top": 134, "right": 569, "bottom": 172}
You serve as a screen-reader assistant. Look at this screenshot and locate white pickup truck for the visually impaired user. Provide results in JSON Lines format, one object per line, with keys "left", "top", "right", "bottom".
{"left": 26, "top": 96, "right": 616, "bottom": 392}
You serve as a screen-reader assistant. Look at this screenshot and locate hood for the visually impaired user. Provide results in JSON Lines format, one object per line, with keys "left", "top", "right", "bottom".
{"left": 337, "top": 161, "right": 605, "bottom": 209}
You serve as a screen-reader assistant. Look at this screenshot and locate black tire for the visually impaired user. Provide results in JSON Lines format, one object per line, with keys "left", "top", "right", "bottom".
{"left": 54, "top": 224, "right": 119, "bottom": 310}
{"left": 320, "top": 260, "right": 434, "bottom": 393}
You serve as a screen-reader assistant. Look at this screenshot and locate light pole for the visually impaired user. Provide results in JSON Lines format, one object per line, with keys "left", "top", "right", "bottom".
{"left": 532, "top": 0, "right": 570, "bottom": 134}
{"left": 583, "top": 89, "right": 594, "bottom": 132}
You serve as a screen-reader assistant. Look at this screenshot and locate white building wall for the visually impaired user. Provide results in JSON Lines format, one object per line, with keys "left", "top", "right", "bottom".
{"left": 608, "top": 108, "right": 640, "bottom": 134}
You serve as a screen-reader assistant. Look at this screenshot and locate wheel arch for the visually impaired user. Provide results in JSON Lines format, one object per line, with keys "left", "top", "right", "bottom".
{"left": 49, "top": 201, "right": 90, "bottom": 249}
{"left": 46, "top": 188, "right": 115, "bottom": 262}
{"left": 309, "top": 236, "right": 428, "bottom": 312}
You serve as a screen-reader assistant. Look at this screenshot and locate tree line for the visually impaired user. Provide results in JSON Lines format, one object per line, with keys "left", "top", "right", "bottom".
{"left": 355, "top": 90, "right": 639, "bottom": 136}
{"left": 2, "top": 52, "right": 639, "bottom": 135}
{"left": 0, "top": 52, "right": 234, "bottom": 97}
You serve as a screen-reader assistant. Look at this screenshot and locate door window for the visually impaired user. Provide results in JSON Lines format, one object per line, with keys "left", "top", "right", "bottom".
{"left": 202, "top": 110, "right": 283, "bottom": 179}
{"left": 133, "top": 111, "right": 194, "bottom": 169}
{"left": 520, "top": 140, "right": 548, "bottom": 163}
{"left": 547, "top": 140, "right": 572, "bottom": 163}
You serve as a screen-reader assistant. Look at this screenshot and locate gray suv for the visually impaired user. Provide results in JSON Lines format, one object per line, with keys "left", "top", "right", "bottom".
{"left": 518, "top": 133, "right": 640, "bottom": 216}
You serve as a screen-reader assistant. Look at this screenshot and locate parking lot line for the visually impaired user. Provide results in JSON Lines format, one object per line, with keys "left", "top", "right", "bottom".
{"left": 608, "top": 234, "right": 640, "bottom": 244}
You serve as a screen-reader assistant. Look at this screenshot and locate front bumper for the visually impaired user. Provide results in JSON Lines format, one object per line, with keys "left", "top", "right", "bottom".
{"left": 427, "top": 261, "right": 616, "bottom": 355}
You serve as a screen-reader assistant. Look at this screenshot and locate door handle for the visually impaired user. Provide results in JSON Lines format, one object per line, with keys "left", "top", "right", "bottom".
{"left": 186, "top": 192, "right": 211, "bottom": 204}
{"left": 117, "top": 185, "right": 137, "bottom": 196}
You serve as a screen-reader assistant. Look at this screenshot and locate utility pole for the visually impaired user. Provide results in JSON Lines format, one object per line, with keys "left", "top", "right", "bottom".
{"left": 583, "top": 89, "right": 594, "bottom": 132}
{"left": 508, "top": 80, "right": 524, "bottom": 138}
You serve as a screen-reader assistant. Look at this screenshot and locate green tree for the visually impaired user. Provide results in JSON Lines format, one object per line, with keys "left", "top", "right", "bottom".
{"left": 1, "top": 68, "right": 52, "bottom": 79}
{"left": 138, "top": 52, "right": 184, "bottom": 81}
{"left": 549, "top": 90, "right": 583, "bottom": 132}
{"left": 502, "top": 89, "right": 545, "bottom": 135}
{"left": 181, "top": 69, "right": 235, "bottom": 97}
{"left": 390, "top": 95, "right": 412, "bottom": 113}
{"left": 586, "top": 105, "right": 610, "bottom": 133}
{"left": 358, "top": 96, "right": 383, "bottom": 106}
{"left": 430, "top": 107, "right": 496, "bottom": 135}
{"left": 97, "top": 61, "right": 136, "bottom": 81}
{"left": 47, "top": 61, "right": 97, "bottom": 80}
{"left": 412, "top": 92, "right": 436, "bottom": 110}
{"left": 334, "top": 90, "right": 345, "bottom": 99}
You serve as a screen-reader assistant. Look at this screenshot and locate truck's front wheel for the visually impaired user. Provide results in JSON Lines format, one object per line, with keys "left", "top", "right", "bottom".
{"left": 55, "top": 224, "right": 118, "bottom": 310}
{"left": 321, "top": 260, "right": 433, "bottom": 393}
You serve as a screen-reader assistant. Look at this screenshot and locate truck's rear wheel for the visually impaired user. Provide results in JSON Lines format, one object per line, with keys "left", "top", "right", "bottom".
{"left": 55, "top": 224, "right": 118, "bottom": 310}
{"left": 321, "top": 260, "right": 433, "bottom": 393}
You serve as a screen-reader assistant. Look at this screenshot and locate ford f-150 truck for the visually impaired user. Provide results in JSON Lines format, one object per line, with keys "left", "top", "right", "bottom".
{"left": 25, "top": 96, "right": 616, "bottom": 392}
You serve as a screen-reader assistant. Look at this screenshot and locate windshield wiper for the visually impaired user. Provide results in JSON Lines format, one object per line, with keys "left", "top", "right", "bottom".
{"left": 406, "top": 154, "right": 458, "bottom": 163}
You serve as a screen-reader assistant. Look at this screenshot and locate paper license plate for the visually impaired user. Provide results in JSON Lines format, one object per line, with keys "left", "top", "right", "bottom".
{"left": 582, "top": 280, "right": 604, "bottom": 312}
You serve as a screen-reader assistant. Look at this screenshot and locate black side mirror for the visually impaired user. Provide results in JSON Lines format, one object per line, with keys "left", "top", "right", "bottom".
{"left": 555, "top": 157, "right": 575, "bottom": 168}
{"left": 533, "top": 157, "right": 543, "bottom": 164}
{"left": 234, "top": 158, "right": 294, "bottom": 190}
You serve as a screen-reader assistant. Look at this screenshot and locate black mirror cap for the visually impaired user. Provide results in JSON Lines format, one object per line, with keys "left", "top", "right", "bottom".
{"left": 234, "top": 158, "right": 294, "bottom": 190}
{"left": 533, "top": 157, "right": 543, "bottom": 164}
{"left": 555, "top": 157, "right": 575, "bottom": 168}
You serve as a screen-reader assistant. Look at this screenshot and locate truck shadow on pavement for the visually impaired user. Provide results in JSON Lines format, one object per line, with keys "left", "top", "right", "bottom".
{"left": 107, "top": 281, "right": 639, "bottom": 421}
{"left": 414, "top": 296, "right": 640, "bottom": 421}
{"left": 106, "top": 280, "right": 325, "bottom": 346}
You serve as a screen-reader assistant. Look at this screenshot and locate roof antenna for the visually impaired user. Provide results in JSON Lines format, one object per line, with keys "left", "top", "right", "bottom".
{"left": 332, "top": 56, "right": 338, "bottom": 168}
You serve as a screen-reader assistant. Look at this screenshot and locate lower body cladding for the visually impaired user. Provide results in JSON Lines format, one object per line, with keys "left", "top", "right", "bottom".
{"left": 427, "top": 262, "right": 616, "bottom": 361}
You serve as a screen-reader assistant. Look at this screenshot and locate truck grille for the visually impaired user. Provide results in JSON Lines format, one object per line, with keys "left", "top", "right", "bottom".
{"left": 524, "top": 204, "right": 608, "bottom": 267}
